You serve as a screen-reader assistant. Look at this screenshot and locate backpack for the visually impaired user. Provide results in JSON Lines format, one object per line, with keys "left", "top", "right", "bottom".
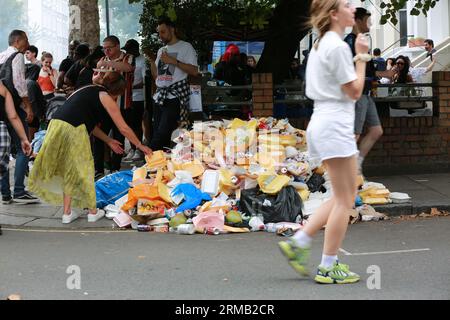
{"left": 0, "top": 52, "right": 23, "bottom": 109}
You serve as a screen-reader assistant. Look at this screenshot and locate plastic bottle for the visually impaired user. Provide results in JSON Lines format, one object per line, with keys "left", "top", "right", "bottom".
{"left": 265, "top": 223, "right": 278, "bottom": 233}
{"left": 249, "top": 216, "right": 265, "bottom": 232}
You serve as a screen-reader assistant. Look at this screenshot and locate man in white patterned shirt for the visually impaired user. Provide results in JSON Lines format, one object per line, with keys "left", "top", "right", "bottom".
{"left": 0, "top": 30, "right": 39, "bottom": 204}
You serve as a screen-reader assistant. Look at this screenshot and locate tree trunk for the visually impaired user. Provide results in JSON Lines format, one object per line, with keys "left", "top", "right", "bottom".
{"left": 257, "top": 0, "right": 311, "bottom": 84}
{"left": 69, "top": 0, "right": 100, "bottom": 48}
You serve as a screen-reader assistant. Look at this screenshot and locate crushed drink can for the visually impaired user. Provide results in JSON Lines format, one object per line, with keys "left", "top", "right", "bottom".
{"left": 137, "top": 225, "right": 152, "bottom": 232}
{"left": 184, "top": 210, "right": 193, "bottom": 218}
{"left": 204, "top": 227, "right": 220, "bottom": 236}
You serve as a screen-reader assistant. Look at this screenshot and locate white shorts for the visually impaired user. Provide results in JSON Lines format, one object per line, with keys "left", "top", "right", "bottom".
{"left": 307, "top": 102, "right": 359, "bottom": 162}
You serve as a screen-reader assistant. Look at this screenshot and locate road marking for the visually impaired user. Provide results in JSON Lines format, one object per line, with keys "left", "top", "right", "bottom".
{"left": 339, "top": 248, "right": 353, "bottom": 256}
{"left": 350, "top": 248, "right": 431, "bottom": 256}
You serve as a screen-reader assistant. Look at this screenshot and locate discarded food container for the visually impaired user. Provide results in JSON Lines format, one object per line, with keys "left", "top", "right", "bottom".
{"left": 389, "top": 192, "right": 411, "bottom": 204}
{"left": 113, "top": 212, "right": 133, "bottom": 228}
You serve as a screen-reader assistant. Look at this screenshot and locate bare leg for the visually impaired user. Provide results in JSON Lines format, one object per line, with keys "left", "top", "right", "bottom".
{"left": 322, "top": 156, "right": 358, "bottom": 256}
{"left": 63, "top": 194, "right": 72, "bottom": 215}
{"left": 302, "top": 198, "right": 335, "bottom": 238}
{"left": 358, "top": 125, "right": 383, "bottom": 158}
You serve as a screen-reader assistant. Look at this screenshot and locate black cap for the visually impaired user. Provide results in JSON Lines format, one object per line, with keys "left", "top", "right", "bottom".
{"left": 355, "top": 7, "right": 371, "bottom": 20}
{"left": 122, "top": 39, "right": 140, "bottom": 55}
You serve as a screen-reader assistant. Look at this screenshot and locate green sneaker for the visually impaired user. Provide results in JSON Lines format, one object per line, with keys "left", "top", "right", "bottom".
{"left": 278, "top": 240, "right": 311, "bottom": 277}
{"left": 314, "top": 262, "right": 360, "bottom": 284}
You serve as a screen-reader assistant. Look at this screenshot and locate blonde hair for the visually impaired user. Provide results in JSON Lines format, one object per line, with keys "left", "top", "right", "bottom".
{"left": 41, "top": 52, "right": 53, "bottom": 61}
{"left": 309, "top": 0, "right": 341, "bottom": 49}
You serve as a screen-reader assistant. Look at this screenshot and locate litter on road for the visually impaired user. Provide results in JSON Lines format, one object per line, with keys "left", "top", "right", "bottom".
{"left": 95, "top": 118, "right": 409, "bottom": 235}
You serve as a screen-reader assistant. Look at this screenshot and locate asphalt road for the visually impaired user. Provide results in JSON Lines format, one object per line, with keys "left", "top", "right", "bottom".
{"left": 1, "top": 217, "right": 449, "bottom": 300}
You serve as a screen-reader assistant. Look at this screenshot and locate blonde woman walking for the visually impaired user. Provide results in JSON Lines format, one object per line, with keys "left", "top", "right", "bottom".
{"left": 279, "top": 0, "right": 369, "bottom": 284}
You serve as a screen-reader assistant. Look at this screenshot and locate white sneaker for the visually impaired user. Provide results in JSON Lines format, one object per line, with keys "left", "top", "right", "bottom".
{"left": 131, "top": 150, "right": 144, "bottom": 162}
{"left": 88, "top": 209, "right": 106, "bottom": 223}
{"left": 123, "top": 150, "right": 136, "bottom": 162}
{"left": 62, "top": 211, "right": 81, "bottom": 224}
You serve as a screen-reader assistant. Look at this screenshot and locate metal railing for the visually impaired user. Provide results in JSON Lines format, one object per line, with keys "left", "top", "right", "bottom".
{"left": 372, "top": 83, "right": 436, "bottom": 104}
{"left": 200, "top": 81, "right": 442, "bottom": 114}
{"left": 202, "top": 85, "right": 253, "bottom": 107}
{"left": 274, "top": 82, "right": 311, "bottom": 106}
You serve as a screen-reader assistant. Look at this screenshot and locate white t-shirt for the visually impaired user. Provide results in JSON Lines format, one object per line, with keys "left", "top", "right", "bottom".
{"left": 306, "top": 31, "right": 357, "bottom": 103}
{"left": 305, "top": 31, "right": 359, "bottom": 162}
{"left": 155, "top": 40, "right": 198, "bottom": 99}
{"left": 133, "top": 55, "right": 147, "bottom": 102}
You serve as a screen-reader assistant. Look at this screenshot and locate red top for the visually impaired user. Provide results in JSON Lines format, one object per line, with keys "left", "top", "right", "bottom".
{"left": 38, "top": 71, "right": 56, "bottom": 93}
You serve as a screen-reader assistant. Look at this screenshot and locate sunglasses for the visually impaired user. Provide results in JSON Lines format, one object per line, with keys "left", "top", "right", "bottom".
{"left": 102, "top": 46, "right": 116, "bottom": 52}
{"left": 396, "top": 62, "right": 405, "bottom": 65}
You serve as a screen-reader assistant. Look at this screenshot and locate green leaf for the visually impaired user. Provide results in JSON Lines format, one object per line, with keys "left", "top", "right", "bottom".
{"left": 167, "top": 7, "right": 177, "bottom": 21}
{"left": 410, "top": 8, "right": 421, "bottom": 15}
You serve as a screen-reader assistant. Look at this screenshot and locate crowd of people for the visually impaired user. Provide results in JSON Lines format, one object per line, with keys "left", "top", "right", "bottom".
{"left": 0, "top": 16, "right": 200, "bottom": 229}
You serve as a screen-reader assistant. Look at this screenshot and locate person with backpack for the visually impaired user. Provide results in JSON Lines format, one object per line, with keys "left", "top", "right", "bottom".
{"left": 0, "top": 30, "right": 39, "bottom": 204}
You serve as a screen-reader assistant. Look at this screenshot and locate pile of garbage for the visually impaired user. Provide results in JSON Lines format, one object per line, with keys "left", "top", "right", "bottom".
{"left": 96, "top": 118, "right": 410, "bottom": 234}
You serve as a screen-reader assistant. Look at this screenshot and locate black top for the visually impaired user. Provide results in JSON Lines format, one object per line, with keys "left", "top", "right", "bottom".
{"left": 76, "top": 67, "right": 94, "bottom": 89}
{"left": 59, "top": 57, "right": 74, "bottom": 73}
{"left": 52, "top": 85, "right": 111, "bottom": 133}
{"left": 27, "top": 80, "right": 46, "bottom": 119}
{"left": 65, "top": 60, "right": 84, "bottom": 86}
{"left": 0, "top": 93, "right": 6, "bottom": 122}
{"left": 26, "top": 63, "right": 41, "bottom": 81}
{"left": 344, "top": 33, "right": 377, "bottom": 95}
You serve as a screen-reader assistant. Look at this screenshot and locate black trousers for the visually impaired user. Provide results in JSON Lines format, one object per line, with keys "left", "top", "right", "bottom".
{"left": 93, "top": 112, "right": 125, "bottom": 173}
{"left": 150, "top": 98, "right": 181, "bottom": 151}
{"left": 123, "top": 101, "right": 145, "bottom": 149}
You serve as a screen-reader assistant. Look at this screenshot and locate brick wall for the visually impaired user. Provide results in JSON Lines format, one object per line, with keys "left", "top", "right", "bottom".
{"left": 252, "top": 73, "right": 274, "bottom": 118}
{"left": 364, "top": 71, "right": 450, "bottom": 174}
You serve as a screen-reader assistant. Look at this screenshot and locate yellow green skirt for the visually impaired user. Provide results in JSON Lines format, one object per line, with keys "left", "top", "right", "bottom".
{"left": 29, "top": 119, "right": 96, "bottom": 209}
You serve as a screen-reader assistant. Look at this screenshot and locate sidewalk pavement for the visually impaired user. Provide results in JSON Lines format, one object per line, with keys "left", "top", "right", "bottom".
{"left": 1, "top": 173, "right": 449, "bottom": 230}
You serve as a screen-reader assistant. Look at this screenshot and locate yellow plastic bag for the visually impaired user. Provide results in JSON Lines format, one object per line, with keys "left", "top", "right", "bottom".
{"left": 145, "top": 151, "right": 167, "bottom": 169}
{"left": 158, "top": 182, "right": 173, "bottom": 204}
{"left": 257, "top": 174, "right": 290, "bottom": 195}
{"left": 298, "top": 189, "right": 310, "bottom": 202}
{"left": 219, "top": 169, "right": 239, "bottom": 195}
{"left": 133, "top": 167, "right": 148, "bottom": 182}
{"left": 181, "top": 159, "right": 205, "bottom": 178}
{"left": 361, "top": 197, "right": 389, "bottom": 205}
{"left": 122, "top": 184, "right": 161, "bottom": 212}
